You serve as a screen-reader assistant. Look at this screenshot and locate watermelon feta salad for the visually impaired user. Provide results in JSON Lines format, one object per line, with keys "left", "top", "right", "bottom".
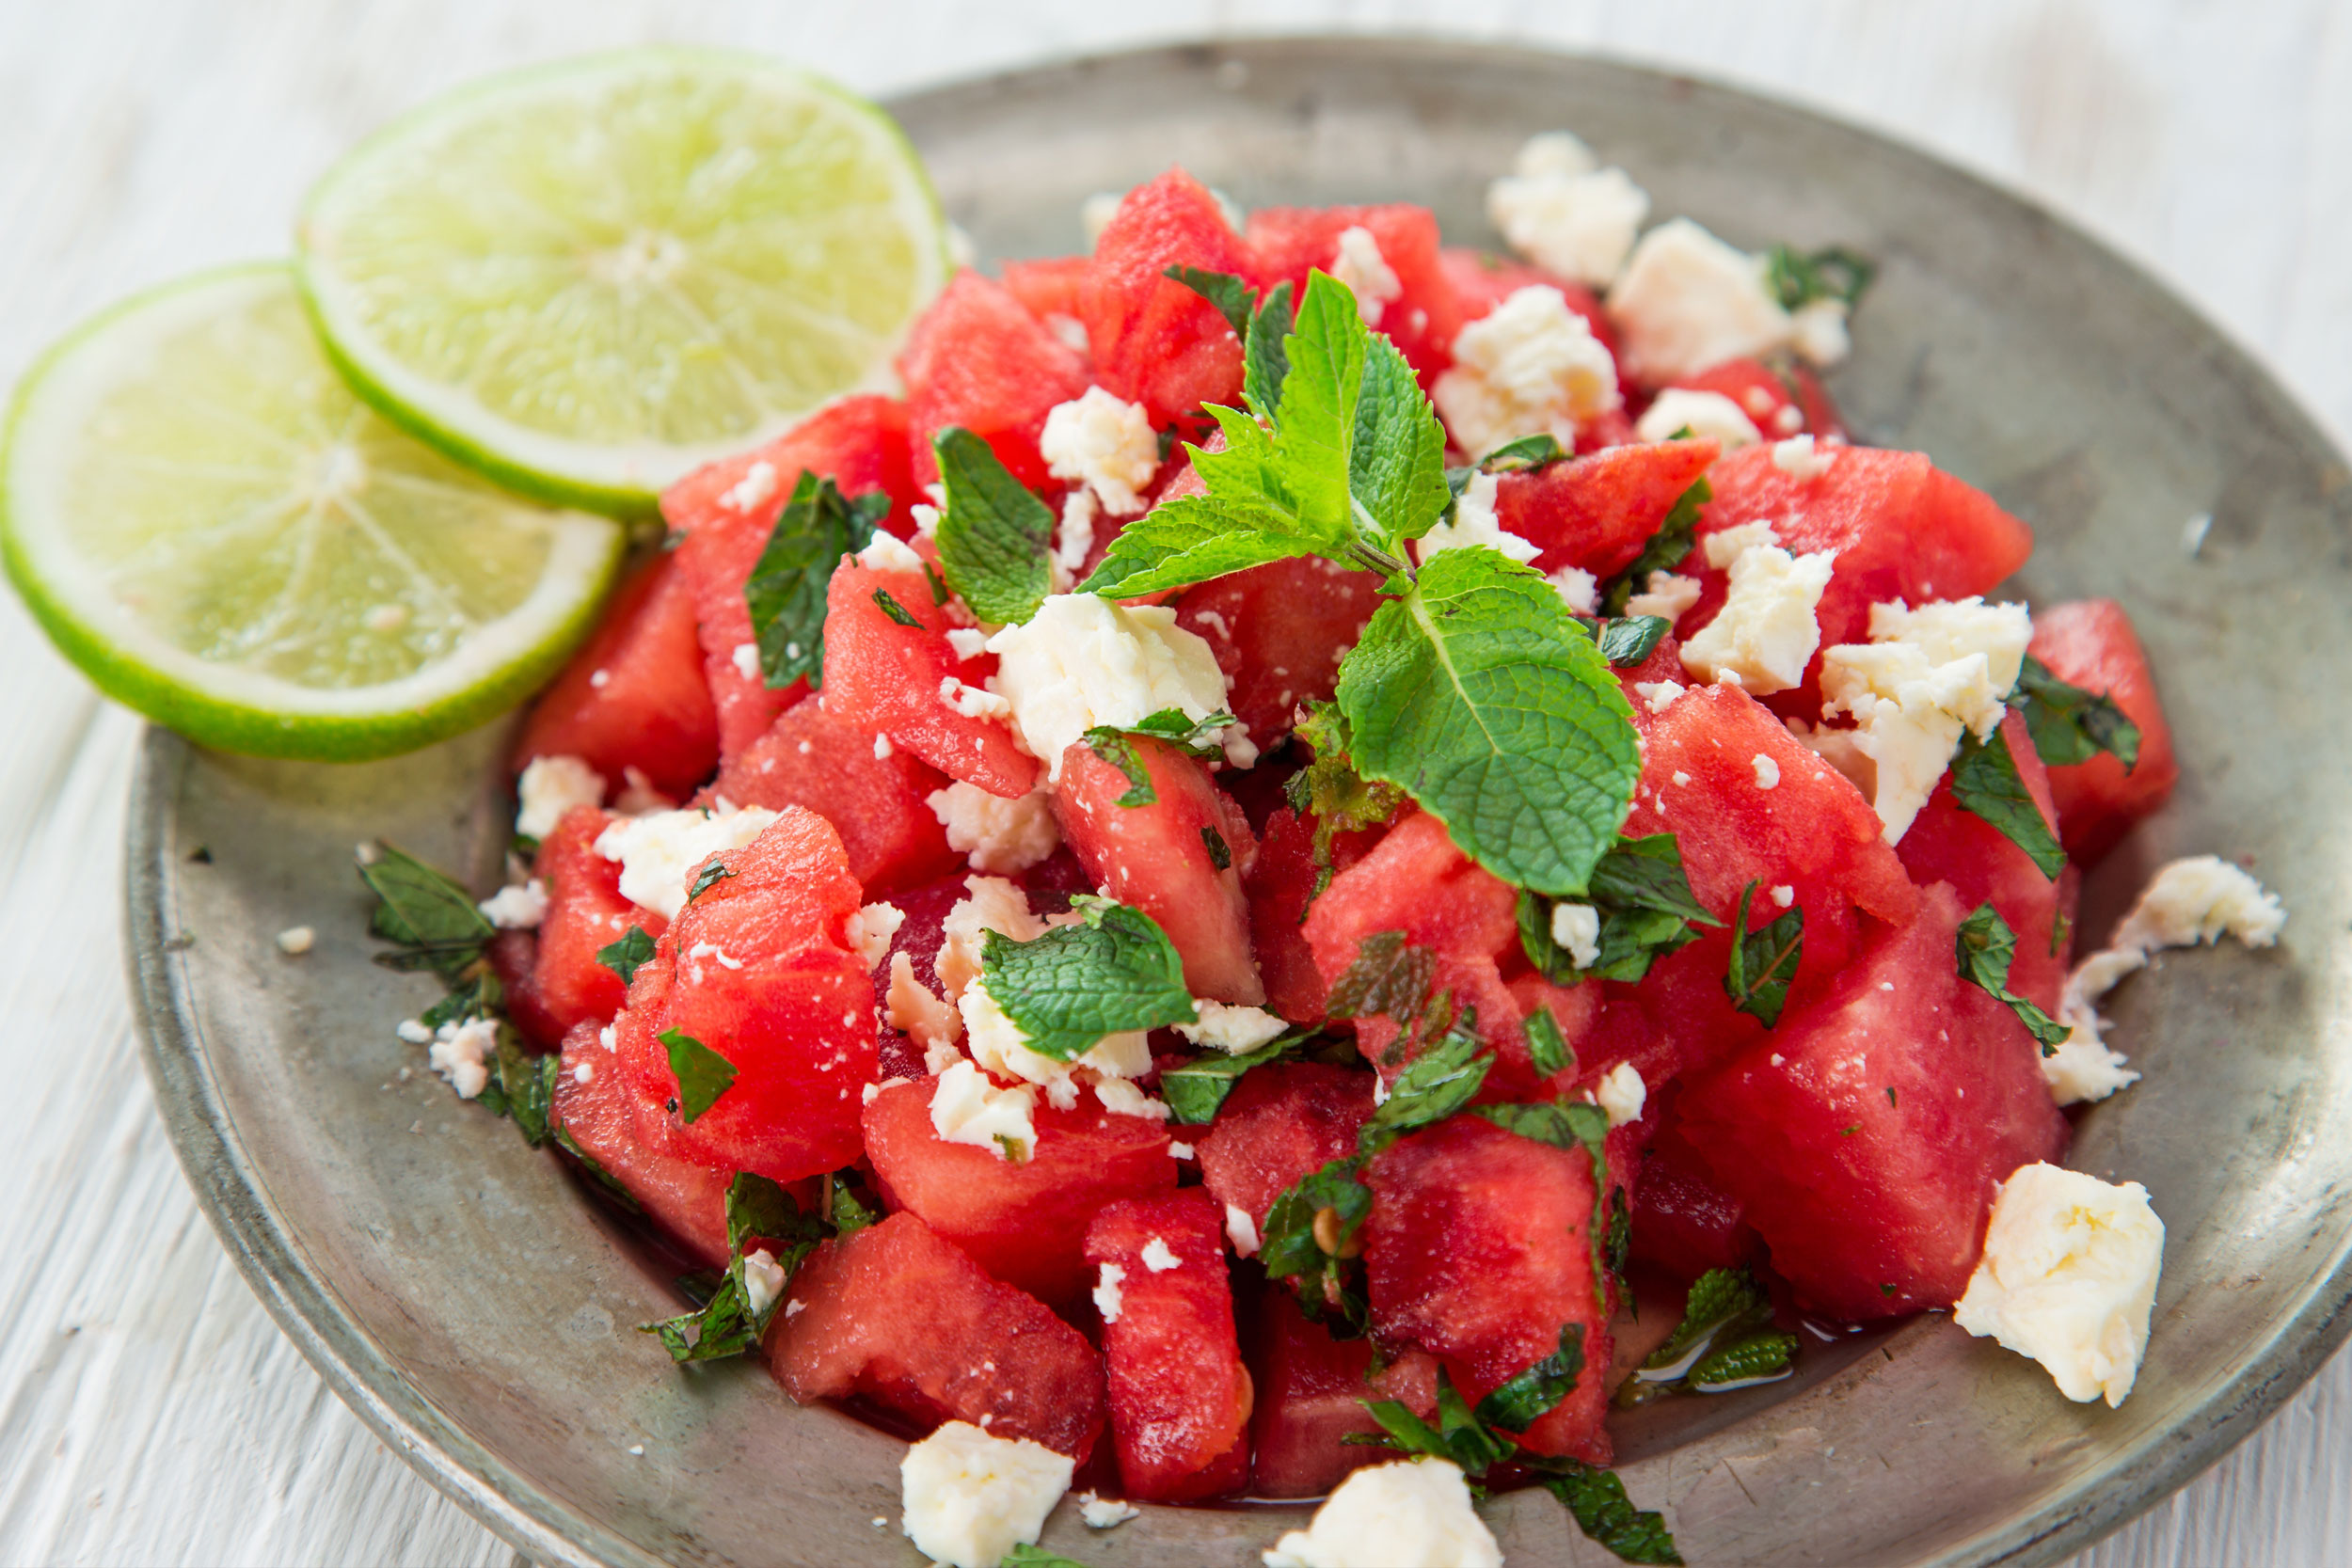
{"left": 358, "top": 131, "right": 2288, "bottom": 1568}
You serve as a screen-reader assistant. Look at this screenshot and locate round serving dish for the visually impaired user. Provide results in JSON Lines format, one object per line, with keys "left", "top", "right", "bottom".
{"left": 127, "top": 35, "right": 2352, "bottom": 1568}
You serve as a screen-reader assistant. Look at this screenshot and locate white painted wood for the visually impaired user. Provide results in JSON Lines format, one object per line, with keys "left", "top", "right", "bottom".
{"left": 0, "top": 3, "right": 2342, "bottom": 1564}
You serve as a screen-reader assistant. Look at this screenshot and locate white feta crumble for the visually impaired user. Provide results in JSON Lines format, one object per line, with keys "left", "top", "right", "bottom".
{"left": 730, "top": 641, "right": 761, "bottom": 681}
{"left": 939, "top": 676, "right": 1012, "bottom": 721}
{"left": 426, "top": 1017, "right": 499, "bottom": 1100}
{"left": 1040, "top": 387, "right": 1160, "bottom": 515}
{"left": 899, "top": 1420, "right": 1073, "bottom": 1568}
{"left": 1549, "top": 902, "right": 1602, "bottom": 970}
{"left": 1173, "top": 1000, "right": 1290, "bottom": 1054}
{"left": 1225, "top": 1202, "right": 1263, "bottom": 1258}
{"left": 478, "top": 879, "right": 549, "bottom": 930}
{"left": 1079, "top": 1494, "right": 1140, "bottom": 1529}
{"left": 275, "top": 926, "right": 315, "bottom": 955}
{"left": 1771, "top": 432, "right": 1836, "bottom": 481}
{"left": 574, "top": 1060, "right": 594, "bottom": 1085}
{"left": 1677, "top": 535, "right": 1835, "bottom": 696}
{"left": 722, "top": 460, "right": 778, "bottom": 515}
{"left": 1752, "top": 753, "right": 1781, "bottom": 790}
{"left": 847, "top": 901, "right": 907, "bottom": 970}
{"left": 946, "top": 626, "right": 991, "bottom": 660}
{"left": 928, "top": 782, "right": 1061, "bottom": 874}
{"left": 593, "top": 806, "right": 779, "bottom": 921}
{"left": 887, "top": 952, "right": 965, "bottom": 1059}
{"left": 987, "top": 594, "right": 1252, "bottom": 780}
{"left": 740, "top": 1249, "right": 787, "bottom": 1318}
{"left": 396, "top": 1019, "right": 433, "bottom": 1045}
{"left": 1606, "top": 216, "right": 1793, "bottom": 386}
{"left": 1953, "top": 1163, "right": 2165, "bottom": 1407}
{"left": 857, "top": 530, "right": 927, "bottom": 574}
{"left": 1433, "top": 286, "right": 1622, "bottom": 460}
{"left": 912, "top": 501, "right": 943, "bottom": 540}
{"left": 598, "top": 1022, "right": 616, "bottom": 1051}
{"left": 516, "top": 753, "right": 606, "bottom": 839}
{"left": 1625, "top": 570, "right": 1702, "bottom": 624}
{"left": 930, "top": 1059, "right": 1040, "bottom": 1162}
{"left": 1414, "top": 469, "right": 1541, "bottom": 567}
{"left": 1328, "top": 225, "right": 1404, "bottom": 325}
{"left": 1054, "top": 487, "right": 1099, "bottom": 578}
{"left": 1547, "top": 565, "right": 1599, "bottom": 615}
{"left": 1094, "top": 1261, "right": 1126, "bottom": 1323}
{"left": 1486, "top": 131, "right": 1650, "bottom": 288}
{"left": 1139, "top": 1236, "right": 1183, "bottom": 1274}
{"left": 961, "top": 976, "right": 1151, "bottom": 1110}
{"left": 1789, "top": 296, "right": 1852, "bottom": 366}
{"left": 1093, "top": 1078, "right": 1172, "bottom": 1122}
{"left": 1261, "top": 1458, "right": 1501, "bottom": 1568}
{"left": 1634, "top": 388, "right": 1762, "bottom": 449}
{"left": 1702, "top": 520, "right": 1779, "bottom": 569}
{"left": 1633, "top": 679, "right": 1686, "bottom": 715}
{"left": 872, "top": 732, "right": 895, "bottom": 761}
{"left": 1771, "top": 883, "right": 1796, "bottom": 909}
{"left": 1595, "top": 1061, "right": 1647, "bottom": 1127}
{"left": 935, "top": 876, "right": 1047, "bottom": 1001}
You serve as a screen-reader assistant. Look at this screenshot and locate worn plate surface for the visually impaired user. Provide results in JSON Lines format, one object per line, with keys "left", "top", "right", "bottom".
{"left": 127, "top": 36, "right": 2352, "bottom": 1568}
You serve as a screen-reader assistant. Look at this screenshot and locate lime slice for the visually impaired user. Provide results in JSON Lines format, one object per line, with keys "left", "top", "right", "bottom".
{"left": 295, "top": 48, "right": 948, "bottom": 515}
{"left": 1, "top": 264, "right": 624, "bottom": 761}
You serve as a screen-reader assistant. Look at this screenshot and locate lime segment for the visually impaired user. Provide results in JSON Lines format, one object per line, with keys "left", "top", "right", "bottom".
{"left": 1, "top": 265, "right": 623, "bottom": 760}
{"left": 295, "top": 49, "right": 948, "bottom": 514}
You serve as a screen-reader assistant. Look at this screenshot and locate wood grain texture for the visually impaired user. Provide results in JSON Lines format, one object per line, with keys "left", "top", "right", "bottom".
{"left": 0, "top": 3, "right": 2343, "bottom": 1564}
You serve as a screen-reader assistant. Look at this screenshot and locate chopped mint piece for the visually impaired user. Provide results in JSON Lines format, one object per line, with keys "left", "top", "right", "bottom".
{"left": 934, "top": 425, "right": 1056, "bottom": 625}
{"left": 658, "top": 1027, "right": 737, "bottom": 1123}
{"left": 2012, "top": 654, "right": 2141, "bottom": 772}
{"left": 1524, "top": 1006, "right": 1575, "bottom": 1078}
{"left": 1598, "top": 475, "right": 1710, "bottom": 616}
{"left": 1519, "top": 832, "right": 1718, "bottom": 987}
{"left": 1543, "top": 1466, "right": 1685, "bottom": 1565}
{"left": 1949, "top": 724, "right": 2068, "bottom": 879}
{"left": 1475, "top": 1323, "right": 1587, "bottom": 1433}
{"left": 871, "top": 587, "right": 923, "bottom": 627}
{"left": 686, "top": 860, "right": 736, "bottom": 903}
{"left": 1596, "top": 615, "right": 1671, "bottom": 668}
{"left": 1956, "top": 900, "right": 2073, "bottom": 1053}
{"left": 596, "top": 925, "right": 657, "bottom": 986}
{"left": 1161, "top": 1035, "right": 1297, "bottom": 1124}
{"left": 1765, "top": 244, "right": 1874, "bottom": 310}
{"left": 743, "top": 470, "right": 890, "bottom": 690}
{"left": 1163, "top": 263, "right": 1253, "bottom": 341}
{"left": 1723, "top": 880, "right": 1804, "bottom": 1028}
{"left": 1082, "top": 707, "right": 1236, "bottom": 807}
{"left": 1282, "top": 703, "right": 1406, "bottom": 900}
{"left": 1260, "top": 1154, "right": 1372, "bottom": 1327}
{"left": 359, "top": 842, "right": 494, "bottom": 980}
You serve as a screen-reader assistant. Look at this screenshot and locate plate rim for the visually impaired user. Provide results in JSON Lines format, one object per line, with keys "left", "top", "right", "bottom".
{"left": 123, "top": 34, "right": 2352, "bottom": 1568}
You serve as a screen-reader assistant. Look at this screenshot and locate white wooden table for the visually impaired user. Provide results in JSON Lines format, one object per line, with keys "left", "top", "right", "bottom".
{"left": 2, "top": 3, "right": 2344, "bottom": 1563}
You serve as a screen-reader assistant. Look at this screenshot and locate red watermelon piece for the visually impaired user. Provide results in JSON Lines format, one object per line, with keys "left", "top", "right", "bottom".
{"left": 1364, "top": 1115, "right": 1615, "bottom": 1465}
{"left": 1674, "top": 882, "right": 2070, "bottom": 1321}
{"left": 899, "top": 269, "right": 1090, "bottom": 490}
{"left": 862, "top": 1075, "right": 1178, "bottom": 1311}
{"left": 1438, "top": 248, "right": 1619, "bottom": 361}
{"left": 529, "top": 804, "right": 661, "bottom": 1038}
{"left": 1173, "top": 555, "right": 1383, "bottom": 748}
{"left": 1246, "top": 204, "right": 1464, "bottom": 386}
{"left": 1000, "top": 254, "right": 1091, "bottom": 330}
{"left": 1493, "top": 438, "right": 1719, "bottom": 583}
{"left": 1241, "top": 806, "right": 1381, "bottom": 1022}
{"left": 551, "top": 1020, "right": 729, "bottom": 1268}
{"left": 1085, "top": 1189, "right": 1252, "bottom": 1501}
{"left": 1080, "top": 170, "right": 1254, "bottom": 424}
{"left": 486, "top": 929, "right": 564, "bottom": 1052}
{"left": 771, "top": 1211, "right": 1106, "bottom": 1461}
{"left": 512, "top": 551, "right": 718, "bottom": 799}
{"left": 2027, "top": 599, "right": 2180, "bottom": 863}
{"left": 1628, "top": 1105, "right": 1756, "bottom": 1283}
{"left": 1053, "top": 736, "right": 1264, "bottom": 1004}
{"left": 1195, "top": 1062, "right": 1376, "bottom": 1241}
{"left": 1248, "top": 1288, "right": 1441, "bottom": 1498}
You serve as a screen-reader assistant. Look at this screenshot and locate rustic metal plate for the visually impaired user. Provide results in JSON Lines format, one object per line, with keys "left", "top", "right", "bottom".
{"left": 127, "top": 36, "right": 2352, "bottom": 1568}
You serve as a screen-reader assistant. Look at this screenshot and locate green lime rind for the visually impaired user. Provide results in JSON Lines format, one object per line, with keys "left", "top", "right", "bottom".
{"left": 0, "top": 264, "right": 625, "bottom": 762}
{"left": 294, "top": 47, "right": 950, "bottom": 517}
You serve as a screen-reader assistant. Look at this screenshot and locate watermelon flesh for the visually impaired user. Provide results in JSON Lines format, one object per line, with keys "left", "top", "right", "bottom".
{"left": 551, "top": 1020, "right": 730, "bottom": 1268}
{"left": 1628, "top": 1104, "right": 1756, "bottom": 1283}
{"left": 899, "top": 269, "right": 1090, "bottom": 491}
{"left": 1247, "top": 203, "right": 1464, "bottom": 386}
{"left": 1195, "top": 1062, "right": 1375, "bottom": 1241}
{"left": 1174, "top": 555, "right": 1383, "bottom": 748}
{"left": 771, "top": 1211, "right": 1106, "bottom": 1461}
{"left": 1080, "top": 169, "right": 1254, "bottom": 424}
{"left": 1248, "top": 1288, "right": 1441, "bottom": 1498}
{"left": 1493, "top": 438, "right": 1718, "bottom": 583}
{"left": 1084, "top": 1189, "right": 1253, "bottom": 1501}
{"left": 529, "top": 804, "right": 661, "bottom": 1040}
{"left": 2027, "top": 598, "right": 2180, "bottom": 863}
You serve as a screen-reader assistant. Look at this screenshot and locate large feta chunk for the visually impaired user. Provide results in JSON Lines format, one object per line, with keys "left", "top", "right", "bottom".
{"left": 1433, "top": 286, "right": 1621, "bottom": 460}
{"left": 1594, "top": 1061, "right": 1647, "bottom": 1127}
{"left": 928, "top": 782, "right": 1061, "bottom": 874}
{"left": 1486, "top": 132, "right": 1651, "bottom": 288}
{"left": 1607, "top": 217, "right": 1793, "bottom": 386}
{"left": 479, "top": 879, "right": 549, "bottom": 930}
{"left": 1624, "top": 570, "right": 1701, "bottom": 624}
{"left": 1953, "top": 1163, "right": 2165, "bottom": 1407}
{"left": 857, "top": 531, "right": 927, "bottom": 573}
{"left": 1412, "top": 470, "right": 1541, "bottom": 567}
{"left": 516, "top": 753, "right": 605, "bottom": 839}
{"left": 1633, "top": 387, "right": 1762, "bottom": 449}
{"left": 1261, "top": 1458, "right": 1501, "bottom": 1568}
{"left": 886, "top": 952, "right": 965, "bottom": 1063}
{"left": 1040, "top": 387, "right": 1160, "bottom": 515}
{"left": 930, "top": 1059, "right": 1040, "bottom": 1162}
{"left": 899, "top": 1419, "right": 1073, "bottom": 1568}
{"left": 1677, "top": 540, "right": 1834, "bottom": 696}
{"left": 592, "top": 805, "right": 779, "bottom": 920}
{"left": 1174, "top": 1000, "right": 1291, "bottom": 1054}
{"left": 935, "top": 875, "right": 1047, "bottom": 1001}
{"left": 988, "top": 594, "right": 1250, "bottom": 781}
{"left": 1329, "top": 225, "right": 1404, "bottom": 325}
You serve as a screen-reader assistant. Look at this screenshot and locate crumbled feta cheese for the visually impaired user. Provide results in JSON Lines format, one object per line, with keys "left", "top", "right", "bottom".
{"left": 871, "top": 733, "right": 895, "bottom": 762}
{"left": 1054, "top": 487, "right": 1099, "bottom": 578}
{"left": 1486, "top": 135, "right": 1650, "bottom": 288}
{"left": 1606, "top": 217, "right": 1793, "bottom": 386}
{"left": 930, "top": 1059, "right": 1039, "bottom": 1161}
{"left": 478, "top": 879, "right": 549, "bottom": 929}
{"left": 516, "top": 754, "right": 606, "bottom": 839}
{"left": 615, "top": 768, "right": 675, "bottom": 817}
{"left": 1632, "top": 679, "right": 1686, "bottom": 715}
{"left": 574, "top": 1060, "right": 594, "bottom": 1085}
{"left": 722, "top": 460, "right": 778, "bottom": 514}
{"left": 886, "top": 952, "right": 964, "bottom": 1057}
{"left": 1261, "top": 1459, "right": 1501, "bottom": 1568}
{"left": 1226, "top": 1202, "right": 1262, "bottom": 1258}
{"left": 1328, "top": 225, "right": 1404, "bottom": 325}
{"left": 1594, "top": 1061, "right": 1647, "bottom": 1127}
{"left": 1414, "top": 470, "right": 1541, "bottom": 566}
{"left": 1634, "top": 388, "right": 1762, "bottom": 449}
{"left": 858, "top": 531, "right": 927, "bottom": 573}
{"left": 946, "top": 626, "right": 991, "bottom": 660}
{"left": 847, "top": 901, "right": 907, "bottom": 970}
{"left": 1140, "top": 1236, "right": 1182, "bottom": 1274}
{"left": 899, "top": 1420, "right": 1073, "bottom": 1568}
{"left": 1771, "top": 433, "right": 1836, "bottom": 481}
{"left": 1079, "top": 1494, "right": 1140, "bottom": 1529}
{"left": 275, "top": 925, "right": 315, "bottom": 955}
{"left": 1173, "top": 1000, "right": 1289, "bottom": 1054}
{"left": 1094, "top": 1262, "right": 1126, "bottom": 1323}
{"left": 988, "top": 594, "right": 1250, "bottom": 780}
{"left": 396, "top": 1019, "right": 433, "bottom": 1045}
{"left": 1702, "top": 520, "right": 1780, "bottom": 570}
{"left": 935, "top": 876, "right": 1046, "bottom": 1001}
{"left": 1771, "top": 883, "right": 1795, "bottom": 909}
{"left": 589, "top": 669, "right": 611, "bottom": 689}
{"left": 1625, "top": 571, "right": 1702, "bottom": 624}
{"left": 427, "top": 1017, "right": 498, "bottom": 1100}
{"left": 1044, "top": 312, "right": 1089, "bottom": 356}
{"left": 1546, "top": 565, "right": 1599, "bottom": 615}
{"left": 1678, "top": 538, "right": 1834, "bottom": 696}
{"left": 1752, "top": 753, "right": 1781, "bottom": 790}
{"left": 731, "top": 641, "right": 761, "bottom": 681}
{"left": 593, "top": 806, "right": 779, "bottom": 920}
{"left": 740, "top": 1249, "right": 787, "bottom": 1318}
{"left": 1789, "top": 297, "right": 1852, "bottom": 366}
{"left": 911, "top": 501, "right": 942, "bottom": 540}
{"left": 928, "top": 782, "right": 1062, "bottom": 874}
{"left": 1168, "top": 1141, "right": 1194, "bottom": 1160}
{"left": 1093, "top": 1078, "right": 1172, "bottom": 1121}
{"left": 939, "top": 676, "right": 1012, "bottom": 721}
{"left": 1549, "top": 902, "right": 1602, "bottom": 969}
{"left": 961, "top": 977, "right": 1150, "bottom": 1110}
{"left": 1040, "top": 387, "right": 1160, "bottom": 515}
{"left": 1435, "top": 287, "right": 1621, "bottom": 461}
{"left": 1953, "top": 1163, "right": 2165, "bottom": 1407}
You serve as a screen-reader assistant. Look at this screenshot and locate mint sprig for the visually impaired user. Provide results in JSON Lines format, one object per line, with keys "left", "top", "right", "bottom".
{"left": 640, "top": 1173, "right": 827, "bottom": 1364}
{"left": 744, "top": 471, "right": 890, "bottom": 689}
{"left": 1949, "top": 723, "right": 2067, "bottom": 879}
{"left": 1282, "top": 703, "right": 1406, "bottom": 900}
{"left": 360, "top": 842, "right": 494, "bottom": 980}
{"left": 977, "top": 898, "right": 1196, "bottom": 1060}
{"left": 934, "top": 425, "right": 1056, "bottom": 625}
{"left": 1955, "top": 900, "right": 2072, "bottom": 1054}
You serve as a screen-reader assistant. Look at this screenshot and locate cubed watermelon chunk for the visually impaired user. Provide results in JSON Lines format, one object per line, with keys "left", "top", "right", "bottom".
{"left": 1492, "top": 438, "right": 1718, "bottom": 583}
{"left": 1000, "top": 254, "right": 1091, "bottom": 329}
{"left": 701, "top": 694, "right": 961, "bottom": 897}
{"left": 1364, "top": 1115, "right": 1614, "bottom": 1464}
{"left": 899, "top": 269, "right": 1090, "bottom": 490}
{"left": 1080, "top": 170, "right": 1254, "bottom": 424}
{"left": 1084, "top": 1189, "right": 1252, "bottom": 1501}
{"left": 486, "top": 929, "right": 564, "bottom": 1052}
{"left": 1196, "top": 1062, "right": 1375, "bottom": 1240}
{"left": 1241, "top": 806, "right": 1381, "bottom": 1022}
{"left": 1174, "top": 555, "right": 1383, "bottom": 747}
{"left": 1628, "top": 1103, "right": 1756, "bottom": 1283}
{"left": 863, "top": 1075, "right": 1177, "bottom": 1310}
{"left": 1247, "top": 204, "right": 1464, "bottom": 386}
{"left": 513, "top": 551, "right": 719, "bottom": 799}
{"left": 820, "top": 561, "right": 1041, "bottom": 799}
{"left": 1053, "top": 736, "right": 1264, "bottom": 1004}
{"left": 771, "top": 1211, "right": 1106, "bottom": 1460}
{"left": 1674, "top": 882, "right": 2070, "bottom": 1321}
{"left": 530, "top": 804, "right": 663, "bottom": 1038}
{"left": 551, "top": 1020, "right": 729, "bottom": 1267}
{"left": 2027, "top": 599, "right": 2180, "bottom": 863}
{"left": 1248, "top": 1288, "right": 1441, "bottom": 1498}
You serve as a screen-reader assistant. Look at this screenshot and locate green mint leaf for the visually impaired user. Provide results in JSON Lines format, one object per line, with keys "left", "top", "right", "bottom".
{"left": 1000, "top": 1546, "right": 1096, "bottom": 1568}
{"left": 1337, "top": 546, "right": 1643, "bottom": 898}
{"left": 1606, "top": 1185, "right": 1633, "bottom": 1306}
{"left": 826, "top": 1168, "right": 882, "bottom": 1236}
{"left": 1261, "top": 1155, "right": 1372, "bottom": 1325}
{"left": 359, "top": 842, "right": 494, "bottom": 980}
{"left": 418, "top": 969, "right": 500, "bottom": 1030}
{"left": 596, "top": 925, "right": 657, "bottom": 986}
{"left": 1543, "top": 1466, "right": 1685, "bottom": 1566}
{"left": 1081, "top": 709, "right": 1237, "bottom": 807}
{"left": 1283, "top": 703, "right": 1407, "bottom": 901}
{"left": 1474, "top": 433, "right": 1566, "bottom": 472}
{"left": 724, "top": 1172, "right": 812, "bottom": 1255}
{"left": 1723, "top": 880, "right": 1804, "bottom": 1028}
{"left": 2012, "top": 654, "right": 2141, "bottom": 772}
{"left": 686, "top": 860, "right": 736, "bottom": 903}
{"left": 551, "top": 1119, "right": 643, "bottom": 1212}
{"left": 1472, "top": 1099, "right": 1613, "bottom": 1160}
{"left": 659, "top": 1027, "right": 737, "bottom": 1123}
{"left": 1955, "top": 900, "right": 2073, "bottom": 1053}
{"left": 1598, "top": 474, "right": 1710, "bottom": 616}
{"left": 1200, "top": 824, "right": 1232, "bottom": 870}
{"left": 1077, "top": 489, "right": 1327, "bottom": 598}
{"left": 1245, "top": 280, "right": 1295, "bottom": 412}
{"left": 1765, "top": 243, "right": 1875, "bottom": 310}
{"left": 1950, "top": 724, "right": 2068, "bottom": 879}
{"left": 1161, "top": 1035, "right": 1299, "bottom": 1124}
{"left": 1642, "top": 1266, "right": 1773, "bottom": 1380}
{"left": 1323, "top": 929, "right": 1438, "bottom": 1024}
{"left": 934, "top": 425, "right": 1056, "bottom": 625}
{"left": 1597, "top": 615, "right": 1672, "bottom": 668}
{"left": 1365, "top": 1025, "right": 1494, "bottom": 1148}
{"left": 1475, "top": 1323, "right": 1588, "bottom": 1433}
{"left": 1342, "top": 313, "right": 1452, "bottom": 554}
{"left": 978, "top": 902, "right": 1197, "bottom": 1060}
{"left": 1432, "top": 1373, "right": 1519, "bottom": 1478}
{"left": 1163, "top": 263, "right": 1254, "bottom": 341}
{"left": 494, "top": 1034, "right": 559, "bottom": 1148}
{"left": 871, "top": 587, "right": 923, "bottom": 628}
{"left": 1687, "top": 1329, "right": 1799, "bottom": 1391}
{"left": 1351, "top": 1397, "right": 1454, "bottom": 1463}
{"left": 743, "top": 471, "right": 889, "bottom": 690}
{"left": 1524, "top": 1006, "right": 1576, "bottom": 1077}
{"left": 1519, "top": 833, "right": 1718, "bottom": 988}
